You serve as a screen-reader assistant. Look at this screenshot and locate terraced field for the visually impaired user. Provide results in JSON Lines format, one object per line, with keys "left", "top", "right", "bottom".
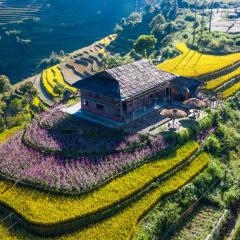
{"left": 158, "top": 42, "right": 240, "bottom": 99}
{"left": 171, "top": 205, "right": 223, "bottom": 240}
{"left": 158, "top": 43, "right": 240, "bottom": 78}
{"left": 39, "top": 34, "right": 116, "bottom": 100}
{"left": 0, "top": 40, "right": 239, "bottom": 239}
{"left": 0, "top": 0, "right": 43, "bottom": 25}
{"left": 0, "top": 151, "right": 209, "bottom": 239}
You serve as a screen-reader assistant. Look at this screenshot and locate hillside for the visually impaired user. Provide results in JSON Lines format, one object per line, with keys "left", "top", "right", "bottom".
{"left": 0, "top": 0, "right": 240, "bottom": 239}
{"left": 0, "top": 0, "right": 138, "bottom": 83}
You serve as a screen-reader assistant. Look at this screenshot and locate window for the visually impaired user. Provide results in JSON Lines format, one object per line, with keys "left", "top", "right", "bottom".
{"left": 150, "top": 94, "right": 154, "bottom": 99}
{"left": 96, "top": 103, "right": 104, "bottom": 111}
{"left": 83, "top": 99, "right": 89, "bottom": 106}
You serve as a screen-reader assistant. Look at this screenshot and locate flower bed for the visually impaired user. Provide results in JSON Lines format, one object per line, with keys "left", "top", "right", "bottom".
{"left": 23, "top": 118, "right": 149, "bottom": 156}
{"left": 158, "top": 42, "right": 240, "bottom": 77}
{"left": 0, "top": 142, "right": 199, "bottom": 225}
{"left": 40, "top": 110, "right": 122, "bottom": 137}
{"left": 0, "top": 127, "right": 167, "bottom": 193}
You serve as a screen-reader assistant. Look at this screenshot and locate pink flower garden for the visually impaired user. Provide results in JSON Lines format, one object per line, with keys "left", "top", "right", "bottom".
{"left": 0, "top": 111, "right": 167, "bottom": 193}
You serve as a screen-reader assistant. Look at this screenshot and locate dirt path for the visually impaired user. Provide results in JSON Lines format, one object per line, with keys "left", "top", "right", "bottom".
{"left": 33, "top": 74, "right": 54, "bottom": 106}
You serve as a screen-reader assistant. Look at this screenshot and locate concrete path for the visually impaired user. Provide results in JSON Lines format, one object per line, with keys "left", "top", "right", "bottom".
{"left": 61, "top": 102, "right": 82, "bottom": 114}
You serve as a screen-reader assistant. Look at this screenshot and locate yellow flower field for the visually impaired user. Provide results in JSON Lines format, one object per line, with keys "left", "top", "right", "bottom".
{"left": 99, "top": 34, "right": 117, "bottom": 46}
{"left": 48, "top": 66, "right": 77, "bottom": 92}
{"left": 46, "top": 66, "right": 77, "bottom": 92}
{"left": 158, "top": 42, "right": 240, "bottom": 77}
{"left": 42, "top": 66, "right": 77, "bottom": 97}
{"left": 0, "top": 126, "right": 24, "bottom": 144}
{"left": 0, "top": 152, "right": 209, "bottom": 240}
{"left": 0, "top": 225, "right": 18, "bottom": 240}
{"left": 221, "top": 81, "right": 240, "bottom": 99}
{"left": 0, "top": 142, "right": 199, "bottom": 225}
{"left": 32, "top": 97, "right": 41, "bottom": 107}
{"left": 204, "top": 67, "right": 240, "bottom": 90}
{"left": 42, "top": 70, "right": 58, "bottom": 97}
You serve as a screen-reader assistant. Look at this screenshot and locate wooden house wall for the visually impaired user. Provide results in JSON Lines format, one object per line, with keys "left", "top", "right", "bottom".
{"left": 81, "top": 91, "right": 122, "bottom": 121}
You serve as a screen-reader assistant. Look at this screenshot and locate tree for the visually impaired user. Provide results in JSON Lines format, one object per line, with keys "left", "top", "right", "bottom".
{"left": 134, "top": 35, "right": 157, "bottom": 57}
{"left": 53, "top": 83, "right": 65, "bottom": 98}
{"left": 0, "top": 75, "right": 11, "bottom": 94}
{"left": 8, "top": 98, "right": 23, "bottom": 115}
{"left": 104, "top": 54, "right": 134, "bottom": 69}
{"left": 149, "top": 13, "right": 166, "bottom": 29}
{"left": 167, "top": 0, "right": 178, "bottom": 21}
{"left": 19, "top": 82, "right": 38, "bottom": 102}
{"left": 0, "top": 101, "right": 6, "bottom": 116}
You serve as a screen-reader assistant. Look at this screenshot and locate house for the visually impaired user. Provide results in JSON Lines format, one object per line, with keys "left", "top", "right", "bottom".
{"left": 73, "top": 59, "right": 202, "bottom": 123}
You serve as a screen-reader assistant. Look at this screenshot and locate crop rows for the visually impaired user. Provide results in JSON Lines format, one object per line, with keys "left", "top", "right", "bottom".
{"left": 0, "top": 0, "right": 43, "bottom": 25}
{"left": 0, "top": 141, "right": 198, "bottom": 225}
{"left": 157, "top": 42, "right": 240, "bottom": 99}
{"left": 171, "top": 205, "right": 223, "bottom": 240}
{"left": 204, "top": 67, "right": 240, "bottom": 90}
{"left": 41, "top": 65, "right": 77, "bottom": 98}
{"left": 57, "top": 152, "right": 210, "bottom": 239}
{"left": 158, "top": 42, "right": 240, "bottom": 78}
{"left": 0, "top": 152, "right": 209, "bottom": 239}
{"left": 221, "top": 81, "right": 240, "bottom": 99}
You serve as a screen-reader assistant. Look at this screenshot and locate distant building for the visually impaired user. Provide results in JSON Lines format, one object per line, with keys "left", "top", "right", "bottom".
{"left": 73, "top": 59, "right": 202, "bottom": 123}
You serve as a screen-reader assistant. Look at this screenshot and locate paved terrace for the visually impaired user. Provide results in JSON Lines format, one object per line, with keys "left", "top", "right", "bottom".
{"left": 60, "top": 101, "right": 207, "bottom": 134}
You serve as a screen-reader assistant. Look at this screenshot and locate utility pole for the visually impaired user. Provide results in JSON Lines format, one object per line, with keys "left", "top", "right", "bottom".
{"left": 200, "top": 0, "right": 207, "bottom": 36}
{"left": 192, "top": 0, "right": 198, "bottom": 44}
{"left": 209, "top": 0, "right": 214, "bottom": 33}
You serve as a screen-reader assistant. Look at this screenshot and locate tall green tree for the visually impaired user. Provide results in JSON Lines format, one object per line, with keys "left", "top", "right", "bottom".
{"left": 134, "top": 34, "right": 157, "bottom": 58}
{"left": 8, "top": 98, "right": 23, "bottom": 116}
{"left": 0, "top": 75, "right": 11, "bottom": 94}
{"left": 18, "top": 82, "right": 38, "bottom": 102}
{"left": 104, "top": 54, "right": 134, "bottom": 69}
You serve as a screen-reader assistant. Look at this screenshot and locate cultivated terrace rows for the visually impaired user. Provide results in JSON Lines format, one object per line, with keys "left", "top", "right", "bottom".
{"left": 171, "top": 205, "right": 223, "bottom": 240}
{"left": 0, "top": 38, "right": 239, "bottom": 239}
{"left": 0, "top": 0, "right": 43, "bottom": 25}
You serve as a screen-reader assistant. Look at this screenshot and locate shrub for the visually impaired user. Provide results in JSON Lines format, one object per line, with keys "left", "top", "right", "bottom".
{"left": 204, "top": 135, "right": 221, "bottom": 155}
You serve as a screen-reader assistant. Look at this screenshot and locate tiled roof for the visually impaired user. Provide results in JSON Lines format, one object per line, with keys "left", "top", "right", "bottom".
{"left": 105, "top": 59, "right": 176, "bottom": 100}
{"left": 73, "top": 59, "right": 201, "bottom": 101}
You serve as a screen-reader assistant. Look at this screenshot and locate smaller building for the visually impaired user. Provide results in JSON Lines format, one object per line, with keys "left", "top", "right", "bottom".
{"left": 73, "top": 59, "right": 202, "bottom": 123}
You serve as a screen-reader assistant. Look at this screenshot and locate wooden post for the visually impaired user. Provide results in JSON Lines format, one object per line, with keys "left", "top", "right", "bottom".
{"left": 209, "top": 0, "right": 214, "bottom": 33}
{"left": 193, "top": 0, "right": 198, "bottom": 44}
{"left": 120, "top": 101, "right": 123, "bottom": 120}
{"left": 200, "top": 0, "right": 207, "bottom": 36}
